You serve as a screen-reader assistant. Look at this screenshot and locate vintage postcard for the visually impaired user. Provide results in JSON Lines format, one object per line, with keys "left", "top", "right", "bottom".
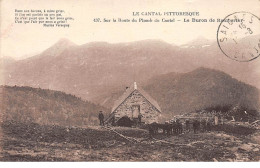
{"left": 0, "top": 0, "right": 260, "bottom": 163}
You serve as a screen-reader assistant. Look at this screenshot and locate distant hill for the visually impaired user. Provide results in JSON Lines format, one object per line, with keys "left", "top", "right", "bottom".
{"left": 144, "top": 68, "right": 260, "bottom": 117}
{"left": 0, "top": 86, "right": 108, "bottom": 126}
{"left": 99, "top": 68, "right": 260, "bottom": 119}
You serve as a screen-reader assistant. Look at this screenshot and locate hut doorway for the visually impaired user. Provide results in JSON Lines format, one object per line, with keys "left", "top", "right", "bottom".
{"left": 116, "top": 116, "right": 132, "bottom": 127}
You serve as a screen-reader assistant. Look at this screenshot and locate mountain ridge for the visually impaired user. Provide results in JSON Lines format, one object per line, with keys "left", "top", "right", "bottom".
{"left": 3, "top": 37, "right": 260, "bottom": 104}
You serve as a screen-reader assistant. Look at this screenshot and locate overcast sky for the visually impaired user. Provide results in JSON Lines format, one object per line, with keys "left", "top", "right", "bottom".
{"left": 1, "top": 0, "right": 260, "bottom": 59}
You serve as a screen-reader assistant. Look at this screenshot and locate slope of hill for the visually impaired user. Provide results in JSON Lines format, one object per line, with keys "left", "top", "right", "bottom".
{"left": 0, "top": 56, "right": 16, "bottom": 73}
{"left": 0, "top": 86, "right": 108, "bottom": 126}
{"left": 144, "top": 67, "right": 260, "bottom": 117}
{"left": 0, "top": 56, "right": 16, "bottom": 85}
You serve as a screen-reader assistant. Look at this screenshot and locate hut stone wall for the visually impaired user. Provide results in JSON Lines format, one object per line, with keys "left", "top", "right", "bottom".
{"left": 113, "top": 90, "right": 160, "bottom": 124}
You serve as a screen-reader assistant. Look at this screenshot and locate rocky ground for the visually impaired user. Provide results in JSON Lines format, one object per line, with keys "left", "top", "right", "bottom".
{"left": 0, "top": 121, "right": 259, "bottom": 161}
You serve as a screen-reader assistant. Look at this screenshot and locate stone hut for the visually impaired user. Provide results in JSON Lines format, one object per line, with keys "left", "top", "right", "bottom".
{"left": 106, "top": 82, "right": 161, "bottom": 125}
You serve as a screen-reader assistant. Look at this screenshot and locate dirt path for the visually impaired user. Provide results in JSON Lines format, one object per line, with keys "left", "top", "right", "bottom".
{"left": 0, "top": 122, "right": 259, "bottom": 161}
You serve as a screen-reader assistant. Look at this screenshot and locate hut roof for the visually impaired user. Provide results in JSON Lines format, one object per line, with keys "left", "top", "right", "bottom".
{"left": 111, "top": 82, "right": 162, "bottom": 113}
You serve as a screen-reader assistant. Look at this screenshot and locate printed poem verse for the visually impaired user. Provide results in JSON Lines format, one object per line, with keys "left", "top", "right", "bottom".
{"left": 15, "top": 9, "right": 74, "bottom": 28}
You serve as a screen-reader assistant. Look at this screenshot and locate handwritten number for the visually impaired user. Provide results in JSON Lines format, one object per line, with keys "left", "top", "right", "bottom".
{"left": 247, "top": 28, "right": 253, "bottom": 34}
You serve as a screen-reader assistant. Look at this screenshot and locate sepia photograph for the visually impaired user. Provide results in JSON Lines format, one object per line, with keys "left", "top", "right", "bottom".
{"left": 0, "top": 0, "right": 260, "bottom": 165}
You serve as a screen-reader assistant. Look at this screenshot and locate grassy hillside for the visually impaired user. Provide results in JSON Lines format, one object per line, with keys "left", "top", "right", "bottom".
{"left": 0, "top": 86, "right": 108, "bottom": 126}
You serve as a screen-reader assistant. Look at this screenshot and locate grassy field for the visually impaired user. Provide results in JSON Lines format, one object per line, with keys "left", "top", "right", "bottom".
{"left": 0, "top": 121, "right": 260, "bottom": 161}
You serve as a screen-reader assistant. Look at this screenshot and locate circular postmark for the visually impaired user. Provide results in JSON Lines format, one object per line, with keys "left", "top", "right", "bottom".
{"left": 217, "top": 12, "right": 260, "bottom": 62}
